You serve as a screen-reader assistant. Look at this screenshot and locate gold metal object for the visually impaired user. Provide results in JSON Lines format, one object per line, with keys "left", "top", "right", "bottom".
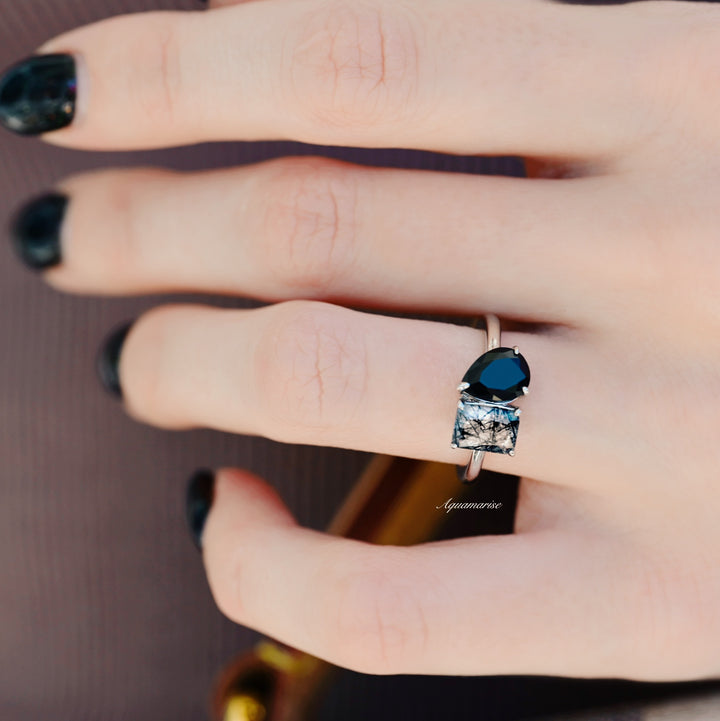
{"left": 224, "top": 695, "right": 266, "bottom": 721}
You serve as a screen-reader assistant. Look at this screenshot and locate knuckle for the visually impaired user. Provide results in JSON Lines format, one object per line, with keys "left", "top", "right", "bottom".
{"left": 286, "top": 2, "right": 422, "bottom": 129}
{"left": 119, "top": 305, "right": 169, "bottom": 420}
{"left": 98, "top": 173, "right": 141, "bottom": 276}
{"left": 256, "top": 301, "right": 368, "bottom": 435}
{"left": 98, "top": 169, "right": 169, "bottom": 278}
{"left": 625, "top": 5, "right": 720, "bottom": 153}
{"left": 131, "top": 17, "right": 184, "bottom": 126}
{"left": 120, "top": 304, "right": 195, "bottom": 428}
{"left": 667, "top": 11, "right": 720, "bottom": 109}
{"left": 621, "top": 546, "right": 720, "bottom": 678}
{"left": 616, "top": 189, "right": 674, "bottom": 291}
{"left": 260, "top": 158, "right": 359, "bottom": 295}
{"left": 59, "top": 170, "right": 136, "bottom": 279}
{"left": 327, "top": 550, "right": 428, "bottom": 674}
{"left": 122, "top": 305, "right": 177, "bottom": 419}
{"left": 60, "top": 168, "right": 173, "bottom": 282}
{"left": 616, "top": 183, "right": 718, "bottom": 321}
{"left": 207, "top": 543, "right": 248, "bottom": 626}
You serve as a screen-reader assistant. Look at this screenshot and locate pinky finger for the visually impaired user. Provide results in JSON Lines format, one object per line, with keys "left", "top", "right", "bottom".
{"left": 188, "top": 466, "right": 645, "bottom": 678}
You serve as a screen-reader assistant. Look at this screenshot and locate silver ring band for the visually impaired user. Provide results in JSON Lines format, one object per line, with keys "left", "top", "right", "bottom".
{"left": 485, "top": 313, "right": 500, "bottom": 351}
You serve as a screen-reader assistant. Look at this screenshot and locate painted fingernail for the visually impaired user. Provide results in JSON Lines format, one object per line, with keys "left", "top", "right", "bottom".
{"left": 96, "top": 321, "right": 133, "bottom": 399}
{"left": 0, "top": 54, "right": 76, "bottom": 136}
{"left": 10, "top": 192, "right": 67, "bottom": 270}
{"left": 186, "top": 469, "right": 216, "bottom": 551}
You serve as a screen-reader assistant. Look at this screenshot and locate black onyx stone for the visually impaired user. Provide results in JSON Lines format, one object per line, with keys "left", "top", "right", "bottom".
{"left": 461, "top": 347, "right": 530, "bottom": 403}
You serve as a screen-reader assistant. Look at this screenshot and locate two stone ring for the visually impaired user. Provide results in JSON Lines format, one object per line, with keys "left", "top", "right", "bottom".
{"left": 452, "top": 314, "right": 531, "bottom": 483}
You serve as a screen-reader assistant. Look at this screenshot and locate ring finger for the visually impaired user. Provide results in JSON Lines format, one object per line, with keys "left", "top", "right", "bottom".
{"left": 108, "top": 299, "right": 606, "bottom": 489}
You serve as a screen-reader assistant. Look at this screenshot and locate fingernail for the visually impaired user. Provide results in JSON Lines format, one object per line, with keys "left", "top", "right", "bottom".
{"left": 10, "top": 192, "right": 67, "bottom": 270}
{"left": 0, "top": 54, "right": 76, "bottom": 136}
{"left": 186, "top": 469, "right": 216, "bottom": 551}
{"left": 96, "top": 321, "right": 133, "bottom": 399}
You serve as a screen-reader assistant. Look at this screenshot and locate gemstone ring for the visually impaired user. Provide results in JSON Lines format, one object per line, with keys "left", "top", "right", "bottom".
{"left": 452, "top": 314, "right": 531, "bottom": 483}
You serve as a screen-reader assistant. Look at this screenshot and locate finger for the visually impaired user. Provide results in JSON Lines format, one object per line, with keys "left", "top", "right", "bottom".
{"left": 110, "top": 300, "right": 597, "bottom": 488}
{"left": 197, "top": 467, "right": 643, "bottom": 677}
{"left": 1, "top": 0, "right": 674, "bottom": 155}
{"left": 26, "top": 157, "right": 630, "bottom": 323}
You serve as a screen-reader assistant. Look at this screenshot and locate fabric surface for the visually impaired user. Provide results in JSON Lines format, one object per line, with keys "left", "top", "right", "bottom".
{"left": 1, "top": 1, "right": 718, "bottom": 719}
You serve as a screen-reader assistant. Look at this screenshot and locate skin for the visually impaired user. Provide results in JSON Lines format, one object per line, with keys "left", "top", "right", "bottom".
{"left": 16, "top": 0, "right": 720, "bottom": 679}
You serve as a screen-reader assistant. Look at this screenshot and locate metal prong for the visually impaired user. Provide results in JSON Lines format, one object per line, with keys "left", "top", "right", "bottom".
{"left": 450, "top": 443, "right": 458, "bottom": 449}
{"left": 522, "top": 386, "right": 529, "bottom": 395}
{"left": 509, "top": 450, "right": 515, "bottom": 457}
{"left": 513, "top": 345, "right": 519, "bottom": 355}
{"left": 457, "top": 400, "right": 464, "bottom": 409}
{"left": 514, "top": 408, "right": 522, "bottom": 417}
{"left": 457, "top": 382, "right": 470, "bottom": 392}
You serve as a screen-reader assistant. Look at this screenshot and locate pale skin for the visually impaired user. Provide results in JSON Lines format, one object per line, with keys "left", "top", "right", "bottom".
{"left": 16, "top": 0, "right": 720, "bottom": 680}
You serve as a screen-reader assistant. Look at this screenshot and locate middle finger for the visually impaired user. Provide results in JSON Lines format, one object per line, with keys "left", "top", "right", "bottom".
{"left": 25, "top": 156, "right": 631, "bottom": 323}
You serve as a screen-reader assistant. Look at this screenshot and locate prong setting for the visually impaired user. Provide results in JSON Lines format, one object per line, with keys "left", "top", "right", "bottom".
{"left": 454, "top": 314, "right": 528, "bottom": 479}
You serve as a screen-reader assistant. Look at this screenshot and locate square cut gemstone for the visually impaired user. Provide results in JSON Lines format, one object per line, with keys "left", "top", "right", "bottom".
{"left": 452, "top": 394, "right": 519, "bottom": 454}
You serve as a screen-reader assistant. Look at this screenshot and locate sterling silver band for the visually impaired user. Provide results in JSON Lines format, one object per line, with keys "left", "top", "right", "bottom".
{"left": 461, "top": 313, "right": 500, "bottom": 484}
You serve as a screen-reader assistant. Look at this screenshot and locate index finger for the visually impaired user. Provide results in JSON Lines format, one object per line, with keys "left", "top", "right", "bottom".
{"left": 0, "top": 0, "right": 675, "bottom": 156}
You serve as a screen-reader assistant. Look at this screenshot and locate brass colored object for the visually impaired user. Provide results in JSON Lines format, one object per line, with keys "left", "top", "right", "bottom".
{"left": 224, "top": 695, "right": 266, "bottom": 721}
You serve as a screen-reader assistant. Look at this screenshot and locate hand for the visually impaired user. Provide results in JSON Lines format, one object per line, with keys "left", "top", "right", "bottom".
{"left": 4, "top": 0, "right": 720, "bottom": 681}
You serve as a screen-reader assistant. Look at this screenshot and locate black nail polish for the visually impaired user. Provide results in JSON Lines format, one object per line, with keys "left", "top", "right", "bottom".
{"left": 186, "top": 469, "right": 216, "bottom": 551}
{"left": 96, "top": 321, "right": 133, "bottom": 399}
{"left": 0, "top": 54, "right": 76, "bottom": 136}
{"left": 10, "top": 192, "right": 67, "bottom": 270}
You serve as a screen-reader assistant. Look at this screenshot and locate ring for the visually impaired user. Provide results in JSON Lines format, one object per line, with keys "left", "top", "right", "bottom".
{"left": 451, "top": 314, "right": 531, "bottom": 483}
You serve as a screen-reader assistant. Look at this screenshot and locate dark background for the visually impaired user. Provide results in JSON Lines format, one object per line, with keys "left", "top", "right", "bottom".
{"left": 1, "top": 0, "right": 718, "bottom": 718}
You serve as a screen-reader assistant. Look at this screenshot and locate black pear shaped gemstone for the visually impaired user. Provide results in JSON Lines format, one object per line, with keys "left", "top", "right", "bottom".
{"left": 461, "top": 347, "right": 530, "bottom": 403}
